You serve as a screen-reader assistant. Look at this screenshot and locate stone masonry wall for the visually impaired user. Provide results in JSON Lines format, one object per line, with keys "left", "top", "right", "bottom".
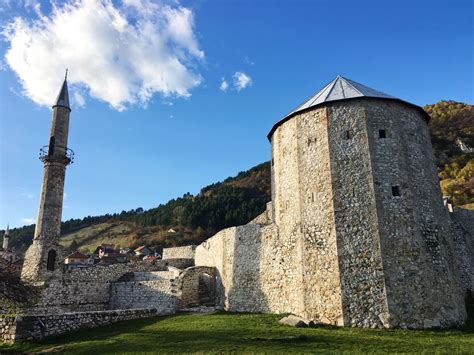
{"left": 271, "top": 116, "right": 305, "bottom": 316}
{"left": 451, "top": 208, "right": 474, "bottom": 295}
{"left": 178, "top": 266, "right": 216, "bottom": 308}
{"left": 296, "top": 107, "right": 344, "bottom": 325}
{"left": 29, "top": 259, "right": 193, "bottom": 313}
{"left": 196, "top": 222, "right": 289, "bottom": 313}
{"left": 109, "top": 270, "right": 180, "bottom": 312}
{"left": 0, "top": 308, "right": 157, "bottom": 343}
{"left": 326, "top": 102, "right": 389, "bottom": 327}
{"left": 163, "top": 245, "right": 197, "bottom": 260}
{"left": 363, "top": 99, "right": 466, "bottom": 328}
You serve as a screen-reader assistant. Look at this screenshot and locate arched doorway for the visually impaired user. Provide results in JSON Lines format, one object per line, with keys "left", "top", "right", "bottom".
{"left": 198, "top": 272, "right": 215, "bottom": 306}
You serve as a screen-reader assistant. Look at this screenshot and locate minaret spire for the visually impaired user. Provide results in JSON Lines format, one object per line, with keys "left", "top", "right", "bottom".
{"left": 53, "top": 70, "right": 70, "bottom": 111}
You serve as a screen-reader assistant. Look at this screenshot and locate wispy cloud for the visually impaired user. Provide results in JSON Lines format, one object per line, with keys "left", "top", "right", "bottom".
{"left": 20, "top": 192, "right": 34, "bottom": 199}
{"left": 244, "top": 56, "right": 255, "bottom": 66}
{"left": 233, "top": 72, "right": 252, "bottom": 92}
{"left": 220, "top": 78, "right": 229, "bottom": 92}
{"left": 21, "top": 217, "right": 35, "bottom": 224}
{"left": 17, "top": 186, "right": 34, "bottom": 199}
{"left": 2, "top": 0, "right": 204, "bottom": 111}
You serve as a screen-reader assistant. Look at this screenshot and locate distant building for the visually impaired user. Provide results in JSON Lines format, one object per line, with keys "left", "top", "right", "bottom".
{"left": 93, "top": 244, "right": 128, "bottom": 264}
{"left": 95, "top": 244, "right": 116, "bottom": 258}
{"left": 134, "top": 246, "right": 153, "bottom": 259}
{"left": 64, "top": 251, "right": 92, "bottom": 267}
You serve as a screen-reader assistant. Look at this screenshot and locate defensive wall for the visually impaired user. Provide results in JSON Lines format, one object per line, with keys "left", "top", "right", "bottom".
{"left": 162, "top": 245, "right": 197, "bottom": 259}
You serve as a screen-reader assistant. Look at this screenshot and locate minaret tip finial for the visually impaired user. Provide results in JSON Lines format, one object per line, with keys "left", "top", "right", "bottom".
{"left": 65, "top": 68, "right": 68, "bottom": 80}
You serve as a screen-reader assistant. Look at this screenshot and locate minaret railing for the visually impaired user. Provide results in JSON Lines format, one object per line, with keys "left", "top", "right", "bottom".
{"left": 39, "top": 145, "right": 75, "bottom": 165}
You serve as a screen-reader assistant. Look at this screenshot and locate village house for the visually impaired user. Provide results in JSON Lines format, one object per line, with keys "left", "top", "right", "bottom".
{"left": 134, "top": 245, "right": 153, "bottom": 259}
{"left": 64, "top": 251, "right": 93, "bottom": 270}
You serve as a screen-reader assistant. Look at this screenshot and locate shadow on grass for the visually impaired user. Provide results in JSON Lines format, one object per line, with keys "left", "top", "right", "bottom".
{"left": 1, "top": 305, "right": 474, "bottom": 353}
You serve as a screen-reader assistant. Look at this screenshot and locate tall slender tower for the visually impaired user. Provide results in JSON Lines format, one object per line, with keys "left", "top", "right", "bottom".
{"left": 21, "top": 73, "right": 73, "bottom": 282}
{"left": 2, "top": 224, "right": 9, "bottom": 250}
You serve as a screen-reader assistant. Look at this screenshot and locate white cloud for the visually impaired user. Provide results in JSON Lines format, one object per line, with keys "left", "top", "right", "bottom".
{"left": 233, "top": 71, "right": 252, "bottom": 92}
{"left": 2, "top": 0, "right": 204, "bottom": 111}
{"left": 73, "top": 92, "right": 85, "bottom": 108}
{"left": 219, "top": 78, "right": 229, "bottom": 92}
{"left": 21, "top": 217, "right": 35, "bottom": 224}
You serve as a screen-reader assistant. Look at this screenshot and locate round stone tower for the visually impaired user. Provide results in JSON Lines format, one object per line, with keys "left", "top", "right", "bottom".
{"left": 21, "top": 74, "right": 74, "bottom": 283}
{"left": 268, "top": 76, "right": 466, "bottom": 328}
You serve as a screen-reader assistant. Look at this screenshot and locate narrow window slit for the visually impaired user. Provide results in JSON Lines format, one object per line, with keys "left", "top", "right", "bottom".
{"left": 392, "top": 186, "right": 401, "bottom": 197}
{"left": 379, "top": 129, "right": 386, "bottom": 138}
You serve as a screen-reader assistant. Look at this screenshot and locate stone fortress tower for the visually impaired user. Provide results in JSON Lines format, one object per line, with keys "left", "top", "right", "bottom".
{"left": 196, "top": 76, "right": 470, "bottom": 329}
{"left": 21, "top": 73, "right": 74, "bottom": 283}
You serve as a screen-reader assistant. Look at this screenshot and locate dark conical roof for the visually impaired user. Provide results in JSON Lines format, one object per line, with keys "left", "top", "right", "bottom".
{"left": 267, "top": 75, "right": 429, "bottom": 140}
{"left": 53, "top": 77, "right": 70, "bottom": 110}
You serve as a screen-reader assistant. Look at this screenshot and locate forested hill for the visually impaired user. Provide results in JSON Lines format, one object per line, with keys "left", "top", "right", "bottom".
{"left": 424, "top": 101, "right": 473, "bottom": 208}
{"left": 3, "top": 162, "right": 271, "bottom": 253}
{"left": 2, "top": 100, "right": 473, "bottom": 253}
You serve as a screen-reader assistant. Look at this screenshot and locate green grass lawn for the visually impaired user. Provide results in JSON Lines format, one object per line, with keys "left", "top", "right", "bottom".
{"left": 1, "top": 312, "right": 473, "bottom": 354}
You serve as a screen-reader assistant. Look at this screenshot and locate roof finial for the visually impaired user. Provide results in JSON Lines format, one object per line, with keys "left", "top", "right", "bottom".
{"left": 65, "top": 68, "right": 68, "bottom": 80}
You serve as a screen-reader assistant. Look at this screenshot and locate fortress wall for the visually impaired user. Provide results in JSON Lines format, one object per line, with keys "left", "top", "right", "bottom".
{"left": 326, "top": 101, "right": 389, "bottom": 328}
{"left": 366, "top": 100, "right": 466, "bottom": 327}
{"left": 110, "top": 270, "right": 180, "bottom": 312}
{"left": 0, "top": 308, "right": 157, "bottom": 343}
{"left": 195, "top": 222, "right": 297, "bottom": 314}
{"left": 271, "top": 117, "right": 305, "bottom": 315}
{"left": 163, "top": 245, "right": 197, "bottom": 260}
{"left": 294, "top": 108, "right": 344, "bottom": 324}
{"left": 451, "top": 208, "right": 474, "bottom": 294}
{"left": 30, "top": 260, "right": 193, "bottom": 313}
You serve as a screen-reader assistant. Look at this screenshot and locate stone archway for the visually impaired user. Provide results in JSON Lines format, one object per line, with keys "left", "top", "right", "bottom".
{"left": 178, "top": 266, "right": 216, "bottom": 308}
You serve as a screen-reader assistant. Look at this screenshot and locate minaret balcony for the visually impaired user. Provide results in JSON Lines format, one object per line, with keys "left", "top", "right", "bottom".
{"left": 39, "top": 145, "right": 74, "bottom": 165}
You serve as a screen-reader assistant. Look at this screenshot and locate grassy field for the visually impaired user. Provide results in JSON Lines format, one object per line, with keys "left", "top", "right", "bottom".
{"left": 1, "top": 312, "right": 473, "bottom": 353}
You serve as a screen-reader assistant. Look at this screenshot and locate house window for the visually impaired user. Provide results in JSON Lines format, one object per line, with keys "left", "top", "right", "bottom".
{"left": 392, "top": 186, "right": 401, "bottom": 197}
{"left": 379, "top": 130, "right": 386, "bottom": 138}
{"left": 47, "top": 249, "right": 56, "bottom": 271}
{"left": 344, "top": 130, "right": 350, "bottom": 140}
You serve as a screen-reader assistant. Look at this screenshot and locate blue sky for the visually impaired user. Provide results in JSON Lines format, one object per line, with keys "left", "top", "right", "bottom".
{"left": 0, "top": 0, "right": 472, "bottom": 228}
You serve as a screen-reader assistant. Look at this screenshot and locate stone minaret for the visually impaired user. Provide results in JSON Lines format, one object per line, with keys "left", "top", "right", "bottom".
{"left": 21, "top": 73, "right": 73, "bottom": 282}
{"left": 2, "top": 224, "right": 9, "bottom": 250}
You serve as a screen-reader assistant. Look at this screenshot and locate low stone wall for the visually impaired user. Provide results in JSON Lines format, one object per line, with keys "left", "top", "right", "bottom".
{"left": 110, "top": 270, "right": 181, "bottom": 312}
{"left": 26, "top": 259, "right": 194, "bottom": 314}
{"left": 163, "top": 246, "right": 197, "bottom": 260}
{"left": 0, "top": 308, "right": 157, "bottom": 343}
{"left": 64, "top": 259, "right": 193, "bottom": 282}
